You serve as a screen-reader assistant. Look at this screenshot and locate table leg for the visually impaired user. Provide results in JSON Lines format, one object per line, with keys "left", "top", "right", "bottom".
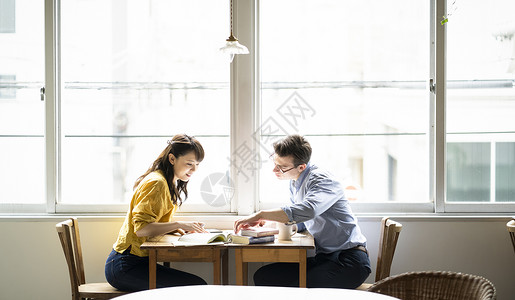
{"left": 148, "top": 250, "right": 157, "bottom": 289}
{"left": 235, "top": 249, "right": 248, "bottom": 285}
{"left": 243, "top": 261, "right": 248, "bottom": 285}
{"left": 222, "top": 248, "right": 229, "bottom": 285}
{"left": 299, "top": 249, "right": 307, "bottom": 288}
{"left": 213, "top": 249, "right": 221, "bottom": 285}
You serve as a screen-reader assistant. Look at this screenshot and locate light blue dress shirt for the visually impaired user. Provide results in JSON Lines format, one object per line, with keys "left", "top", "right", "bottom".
{"left": 281, "top": 163, "right": 367, "bottom": 254}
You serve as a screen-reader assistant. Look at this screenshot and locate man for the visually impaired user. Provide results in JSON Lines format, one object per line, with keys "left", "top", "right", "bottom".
{"left": 234, "top": 134, "right": 371, "bottom": 288}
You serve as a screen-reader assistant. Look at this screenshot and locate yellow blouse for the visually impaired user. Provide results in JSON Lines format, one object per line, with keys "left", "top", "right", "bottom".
{"left": 113, "top": 170, "right": 177, "bottom": 257}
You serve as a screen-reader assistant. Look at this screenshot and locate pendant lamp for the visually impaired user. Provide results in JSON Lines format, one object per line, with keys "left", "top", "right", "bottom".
{"left": 219, "top": 0, "right": 249, "bottom": 62}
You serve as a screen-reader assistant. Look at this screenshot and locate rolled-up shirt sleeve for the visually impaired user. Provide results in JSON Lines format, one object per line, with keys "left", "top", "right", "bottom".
{"left": 282, "top": 173, "right": 344, "bottom": 224}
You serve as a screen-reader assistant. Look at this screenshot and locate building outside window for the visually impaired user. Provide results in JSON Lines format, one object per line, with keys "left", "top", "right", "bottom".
{"left": 0, "top": 0, "right": 16, "bottom": 33}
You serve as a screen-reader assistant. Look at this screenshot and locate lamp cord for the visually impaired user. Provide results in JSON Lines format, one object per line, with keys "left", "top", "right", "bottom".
{"left": 230, "top": 0, "right": 233, "bottom": 36}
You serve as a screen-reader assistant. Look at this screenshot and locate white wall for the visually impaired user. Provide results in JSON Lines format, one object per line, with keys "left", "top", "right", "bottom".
{"left": 1, "top": 216, "right": 514, "bottom": 300}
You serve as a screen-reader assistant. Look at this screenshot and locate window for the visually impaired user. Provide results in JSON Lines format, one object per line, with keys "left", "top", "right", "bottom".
{"left": 0, "top": 0, "right": 44, "bottom": 212}
{"left": 56, "top": 0, "right": 230, "bottom": 212}
{"left": 2, "top": 0, "right": 514, "bottom": 214}
{"left": 258, "top": 0, "right": 430, "bottom": 210}
{"left": 445, "top": 0, "right": 515, "bottom": 211}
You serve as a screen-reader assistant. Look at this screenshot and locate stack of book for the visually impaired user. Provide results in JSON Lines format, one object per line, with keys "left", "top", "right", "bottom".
{"left": 231, "top": 227, "right": 279, "bottom": 244}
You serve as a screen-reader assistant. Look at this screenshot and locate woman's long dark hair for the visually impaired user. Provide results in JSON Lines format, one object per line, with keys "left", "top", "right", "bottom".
{"left": 134, "top": 134, "right": 205, "bottom": 206}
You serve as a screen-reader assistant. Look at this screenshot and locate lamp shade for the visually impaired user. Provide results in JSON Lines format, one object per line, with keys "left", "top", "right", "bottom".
{"left": 220, "top": 0, "right": 249, "bottom": 62}
{"left": 220, "top": 39, "right": 249, "bottom": 62}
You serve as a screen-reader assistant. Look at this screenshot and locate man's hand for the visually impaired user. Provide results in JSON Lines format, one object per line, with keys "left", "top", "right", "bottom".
{"left": 234, "top": 209, "right": 290, "bottom": 233}
{"left": 234, "top": 213, "right": 263, "bottom": 233}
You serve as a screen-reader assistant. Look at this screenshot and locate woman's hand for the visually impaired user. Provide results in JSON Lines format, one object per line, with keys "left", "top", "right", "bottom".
{"left": 168, "top": 228, "right": 186, "bottom": 236}
{"left": 136, "top": 221, "right": 206, "bottom": 237}
{"left": 178, "top": 221, "right": 208, "bottom": 233}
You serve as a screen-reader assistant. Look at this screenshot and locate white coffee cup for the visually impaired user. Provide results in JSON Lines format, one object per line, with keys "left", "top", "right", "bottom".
{"left": 276, "top": 223, "right": 298, "bottom": 241}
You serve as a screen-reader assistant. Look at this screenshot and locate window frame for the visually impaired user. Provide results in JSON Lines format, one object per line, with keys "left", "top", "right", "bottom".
{"left": 2, "top": 0, "right": 514, "bottom": 215}
{"left": 45, "top": 0, "right": 235, "bottom": 214}
{"left": 252, "top": 0, "right": 515, "bottom": 214}
{"left": 253, "top": 0, "right": 437, "bottom": 213}
{"left": 433, "top": 0, "right": 515, "bottom": 213}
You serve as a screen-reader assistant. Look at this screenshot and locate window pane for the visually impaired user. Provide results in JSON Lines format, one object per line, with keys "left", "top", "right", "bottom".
{"left": 259, "top": 0, "right": 429, "bottom": 203}
{"left": 0, "top": 0, "right": 16, "bottom": 33}
{"left": 446, "top": 0, "right": 515, "bottom": 203}
{"left": 60, "top": 0, "right": 230, "bottom": 210}
{"left": 0, "top": 0, "right": 45, "bottom": 205}
{"left": 495, "top": 142, "right": 515, "bottom": 202}
{"left": 447, "top": 143, "right": 490, "bottom": 202}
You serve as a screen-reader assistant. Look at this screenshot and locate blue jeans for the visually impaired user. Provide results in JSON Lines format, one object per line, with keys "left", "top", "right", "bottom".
{"left": 253, "top": 248, "right": 371, "bottom": 288}
{"left": 105, "top": 249, "right": 207, "bottom": 291}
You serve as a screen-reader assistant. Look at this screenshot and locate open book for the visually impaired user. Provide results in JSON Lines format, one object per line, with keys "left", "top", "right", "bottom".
{"left": 176, "top": 231, "right": 275, "bottom": 245}
{"left": 177, "top": 232, "right": 228, "bottom": 245}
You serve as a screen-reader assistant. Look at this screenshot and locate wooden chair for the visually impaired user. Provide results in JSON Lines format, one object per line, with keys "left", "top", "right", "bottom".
{"left": 56, "top": 218, "right": 129, "bottom": 300}
{"left": 369, "top": 270, "right": 497, "bottom": 300}
{"left": 356, "top": 217, "right": 402, "bottom": 290}
{"left": 508, "top": 219, "right": 515, "bottom": 253}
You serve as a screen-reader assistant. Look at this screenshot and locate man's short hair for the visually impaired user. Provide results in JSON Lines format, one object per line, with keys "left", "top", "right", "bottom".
{"left": 273, "top": 134, "right": 312, "bottom": 166}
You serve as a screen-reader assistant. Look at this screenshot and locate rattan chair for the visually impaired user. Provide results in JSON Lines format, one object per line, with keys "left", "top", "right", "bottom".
{"left": 507, "top": 219, "right": 515, "bottom": 253}
{"left": 56, "top": 218, "right": 129, "bottom": 300}
{"left": 369, "top": 271, "right": 496, "bottom": 300}
{"left": 356, "top": 217, "right": 403, "bottom": 290}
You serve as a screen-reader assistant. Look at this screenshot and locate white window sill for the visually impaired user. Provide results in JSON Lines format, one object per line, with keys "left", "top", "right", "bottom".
{"left": 1, "top": 212, "right": 513, "bottom": 229}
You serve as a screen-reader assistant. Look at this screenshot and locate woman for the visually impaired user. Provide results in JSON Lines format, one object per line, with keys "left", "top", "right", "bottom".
{"left": 105, "top": 134, "right": 208, "bottom": 291}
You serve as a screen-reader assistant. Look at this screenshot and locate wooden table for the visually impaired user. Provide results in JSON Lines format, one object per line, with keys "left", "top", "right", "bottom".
{"left": 140, "top": 234, "right": 228, "bottom": 289}
{"left": 113, "top": 285, "right": 400, "bottom": 300}
{"left": 140, "top": 232, "right": 314, "bottom": 289}
{"left": 228, "top": 232, "right": 315, "bottom": 287}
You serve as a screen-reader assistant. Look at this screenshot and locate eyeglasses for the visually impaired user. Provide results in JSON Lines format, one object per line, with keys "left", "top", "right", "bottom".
{"left": 269, "top": 154, "right": 297, "bottom": 174}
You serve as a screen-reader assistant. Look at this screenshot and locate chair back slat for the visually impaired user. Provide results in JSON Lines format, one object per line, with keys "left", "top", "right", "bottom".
{"left": 56, "top": 218, "right": 85, "bottom": 299}
{"left": 70, "top": 218, "right": 86, "bottom": 284}
{"left": 375, "top": 217, "right": 403, "bottom": 282}
{"left": 508, "top": 219, "right": 515, "bottom": 253}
